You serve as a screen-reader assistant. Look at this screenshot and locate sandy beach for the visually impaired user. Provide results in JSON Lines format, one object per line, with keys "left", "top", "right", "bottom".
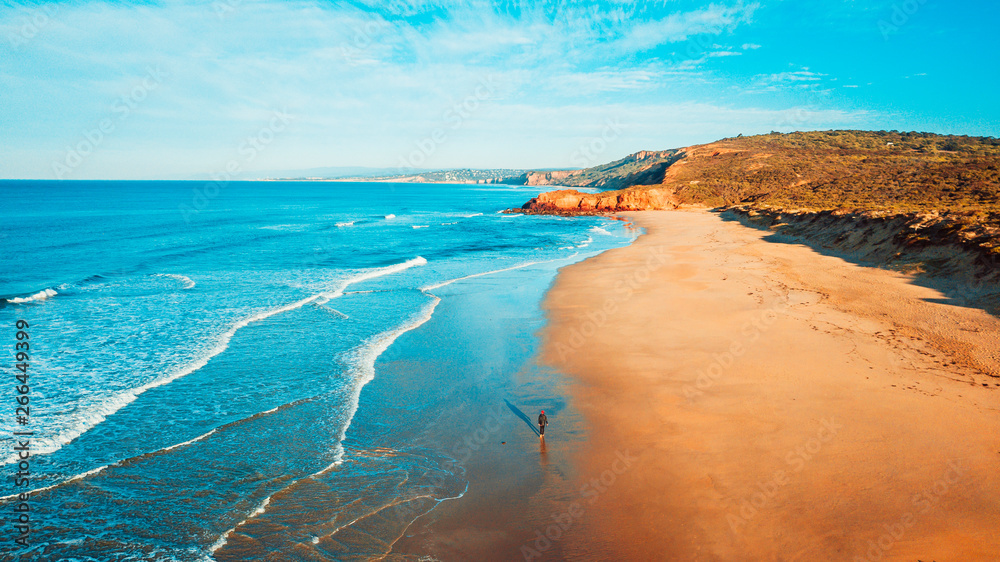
{"left": 535, "top": 209, "right": 1000, "bottom": 560}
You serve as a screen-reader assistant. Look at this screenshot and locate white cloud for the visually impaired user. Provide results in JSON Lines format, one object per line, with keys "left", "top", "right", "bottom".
{"left": 760, "top": 70, "right": 826, "bottom": 83}
{"left": 614, "top": 2, "right": 760, "bottom": 53}
{"left": 550, "top": 69, "right": 660, "bottom": 94}
{"left": 0, "top": 0, "right": 881, "bottom": 179}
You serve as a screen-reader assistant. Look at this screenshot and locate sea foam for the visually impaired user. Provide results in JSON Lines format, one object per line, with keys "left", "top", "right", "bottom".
{"left": 2, "top": 257, "right": 428, "bottom": 466}
{"left": 6, "top": 288, "right": 57, "bottom": 303}
{"left": 325, "top": 296, "right": 440, "bottom": 468}
{"left": 155, "top": 274, "right": 196, "bottom": 289}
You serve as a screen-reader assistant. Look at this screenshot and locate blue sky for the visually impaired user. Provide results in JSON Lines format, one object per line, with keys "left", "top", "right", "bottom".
{"left": 1, "top": 0, "right": 998, "bottom": 179}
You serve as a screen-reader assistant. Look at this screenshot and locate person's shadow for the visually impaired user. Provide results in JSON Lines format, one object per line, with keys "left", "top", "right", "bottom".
{"left": 504, "top": 399, "right": 540, "bottom": 437}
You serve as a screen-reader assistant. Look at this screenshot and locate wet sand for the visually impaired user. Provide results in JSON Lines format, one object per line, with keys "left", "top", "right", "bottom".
{"left": 538, "top": 210, "right": 1000, "bottom": 560}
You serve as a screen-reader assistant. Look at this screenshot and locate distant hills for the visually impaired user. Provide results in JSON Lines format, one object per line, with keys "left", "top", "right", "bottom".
{"left": 253, "top": 166, "right": 424, "bottom": 180}
{"left": 323, "top": 168, "right": 544, "bottom": 184}
{"left": 334, "top": 149, "right": 684, "bottom": 188}
{"left": 261, "top": 148, "right": 686, "bottom": 187}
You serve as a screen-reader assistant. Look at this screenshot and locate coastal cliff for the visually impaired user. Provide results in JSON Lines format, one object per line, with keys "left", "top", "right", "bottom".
{"left": 514, "top": 130, "right": 1000, "bottom": 311}
{"left": 518, "top": 130, "right": 1000, "bottom": 212}
{"left": 515, "top": 188, "right": 677, "bottom": 215}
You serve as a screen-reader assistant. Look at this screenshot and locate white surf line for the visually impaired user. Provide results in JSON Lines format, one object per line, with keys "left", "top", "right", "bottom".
{"left": 160, "top": 428, "right": 219, "bottom": 453}
{"left": 206, "top": 401, "right": 324, "bottom": 554}
{"left": 328, "top": 298, "right": 442, "bottom": 468}
{"left": 207, "top": 471, "right": 312, "bottom": 555}
{"left": 208, "top": 254, "right": 587, "bottom": 553}
{"left": 0, "top": 430, "right": 217, "bottom": 501}
{"left": 315, "top": 304, "right": 349, "bottom": 319}
{"left": 420, "top": 253, "right": 580, "bottom": 293}
{"left": 6, "top": 287, "right": 58, "bottom": 303}
{"left": 0, "top": 463, "right": 116, "bottom": 502}
{"left": 205, "top": 304, "right": 444, "bottom": 555}
{"left": 2, "top": 257, "right": 429, "bottom": 467}
{"left": 377, "top": 482, "right": 471, "bottom": 561}
{"left": 308, "top": 257, "right": 581, "bottom": 543}
{"left": 155, "top": 273, "right": 196, "bottom": 289}
{"left": 303, "top": 492, "right": 449, "bottom": 551}
{"left": 0, "top": 401, "right": 301, "bottom": 502}
{"left": 0, "top": 427, "right": 218, "bottom": 501}
{"left": 209, "top": 496, "right": 273, "bottom": 554}
{"left": 213, "top": 288, "right": 463, "bottom": 549}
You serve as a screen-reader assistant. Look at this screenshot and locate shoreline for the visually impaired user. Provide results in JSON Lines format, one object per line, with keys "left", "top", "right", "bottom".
{"left": 538, "top": 209, "right": 1000, "bottom": 560}
{"left": 384, "top": 246, "right": 624, "bottom": 561}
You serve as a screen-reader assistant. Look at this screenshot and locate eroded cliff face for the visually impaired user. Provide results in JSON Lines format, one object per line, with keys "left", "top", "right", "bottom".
{"left": 512, "top": 188, "right": 678, "bottom": 215}
{"left": 523, "top": 170, "right": 580, "bottom": 186}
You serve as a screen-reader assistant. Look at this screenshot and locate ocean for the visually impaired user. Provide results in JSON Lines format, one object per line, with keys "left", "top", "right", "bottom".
{"left": 0, "top": 180, "right": 634, "bottom": 560}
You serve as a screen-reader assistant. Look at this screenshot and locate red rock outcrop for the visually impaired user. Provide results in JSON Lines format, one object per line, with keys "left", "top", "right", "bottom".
{"left": 513, "top": 188, "right": 678, "bottom": 215}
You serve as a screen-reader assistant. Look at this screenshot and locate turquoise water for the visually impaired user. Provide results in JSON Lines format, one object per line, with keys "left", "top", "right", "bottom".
{"left": 0, "top": 181, "right": 634, "bottom": 560}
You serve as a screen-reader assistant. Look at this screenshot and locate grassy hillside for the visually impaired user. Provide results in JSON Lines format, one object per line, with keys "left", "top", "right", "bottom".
{"left": 553, "top": 149, "right": 684, "bottom": 189}
{"left": 657, "top": 130, "right": 1000, "bottom": 213}
{"left": 641, "top": 131, "right": 1000, "bottom": 264}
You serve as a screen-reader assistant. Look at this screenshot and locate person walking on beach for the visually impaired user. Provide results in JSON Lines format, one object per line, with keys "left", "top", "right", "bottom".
{"left": 538, "top": 410, "right": 548, "bottom": 438}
